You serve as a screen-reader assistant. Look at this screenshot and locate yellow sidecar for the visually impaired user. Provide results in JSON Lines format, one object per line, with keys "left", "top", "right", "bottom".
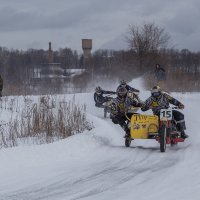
{"left": 125, "top": 113, "right": 159, "bottom": 147}
{"left": 130, "top": 114, "right": 159, "bottom": 139}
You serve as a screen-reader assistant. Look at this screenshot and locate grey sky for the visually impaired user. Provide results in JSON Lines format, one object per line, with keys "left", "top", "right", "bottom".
{"left": 0, "top": 0, "right": 199, "bottom": 52}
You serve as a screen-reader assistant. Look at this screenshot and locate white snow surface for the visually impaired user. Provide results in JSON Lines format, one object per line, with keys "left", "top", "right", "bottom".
{"left": 0, "top": 78, "right": 200, "bottom": 200}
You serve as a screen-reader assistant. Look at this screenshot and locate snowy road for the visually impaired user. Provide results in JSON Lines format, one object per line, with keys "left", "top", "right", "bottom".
{"left": 0, "top": 84, "right": 200, "bottom": 200}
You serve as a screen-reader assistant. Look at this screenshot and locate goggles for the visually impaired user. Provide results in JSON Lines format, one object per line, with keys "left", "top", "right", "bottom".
{"left": 152, "top": 91, "right": 161, "bottom": 98}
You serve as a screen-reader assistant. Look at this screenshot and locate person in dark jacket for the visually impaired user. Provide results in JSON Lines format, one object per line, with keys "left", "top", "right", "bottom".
{"left": 94, "top": 86, "right": 115, "bottom": 107}
{"left": 141, "top": 86, "right": 188, "bottom": 139}
{"left": 0, "top": 74, "right": 3, "bottom": 97}
{"left": 154, "top": 64, "right": 166, "bottom": 90}
{"left": 117, "top": 80, "right": 140, "bottom": 94}
{"left": 110, "top": 86, "right": 143, "bottom": 138}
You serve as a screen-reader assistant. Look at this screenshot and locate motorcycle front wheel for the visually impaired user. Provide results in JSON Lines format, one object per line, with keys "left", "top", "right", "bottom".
{"left": 159, "top": 124, "right": 167, "bottom": 152}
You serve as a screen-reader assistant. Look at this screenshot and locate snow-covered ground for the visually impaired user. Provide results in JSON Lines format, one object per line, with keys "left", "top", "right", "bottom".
{"left": 0, "top": 78, "right": 200, "bottom": 200}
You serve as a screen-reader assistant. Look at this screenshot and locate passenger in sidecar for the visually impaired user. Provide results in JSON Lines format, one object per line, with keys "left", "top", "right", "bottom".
{"left": 110, "top": 87, "right": 143, "bottom": 138}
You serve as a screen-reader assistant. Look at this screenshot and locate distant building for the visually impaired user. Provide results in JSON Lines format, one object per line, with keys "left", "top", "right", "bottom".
{"left": 31, "top": 42, "right": 66, "bottom": 86}
{"left": 30, "top": 42, "right": 86, "bottom": 93}
{"left": 48, "top": 42, "right": 54, "bottom": 63}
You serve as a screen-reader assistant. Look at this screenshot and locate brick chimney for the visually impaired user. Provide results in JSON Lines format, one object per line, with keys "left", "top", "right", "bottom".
{"left": 48, "top": 42, "right": 53, "bottom": 63}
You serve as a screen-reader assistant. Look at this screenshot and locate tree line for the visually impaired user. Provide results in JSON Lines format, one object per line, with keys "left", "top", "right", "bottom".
{"left": 0, "top": 22, "right": 199, "bottom": 95}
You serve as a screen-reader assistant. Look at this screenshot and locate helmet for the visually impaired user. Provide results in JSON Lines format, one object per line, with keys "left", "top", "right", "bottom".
{"left": 151, "top": 86, "right": 161, "bottom": 98}
{"left": 120, "top": 80, "right": 127, "bottom": 87}
{"left": 117, "top": 86, "right": 127, "bottom": 97}
{"left": 95, "top": 86, "right": 102, "bottom": 94}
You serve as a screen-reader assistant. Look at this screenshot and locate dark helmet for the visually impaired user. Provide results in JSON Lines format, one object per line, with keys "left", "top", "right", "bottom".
{"left": 151, "top": 86, "right": 162, "bottom": 98}
{"left": 120, "top": 80, "right": 127, "bottom": 87}
{"left": 117, "top": 86, "right": 127, "bottom": 97}
{"left": 95, "top": 86, "right": 102, "bottom": 94}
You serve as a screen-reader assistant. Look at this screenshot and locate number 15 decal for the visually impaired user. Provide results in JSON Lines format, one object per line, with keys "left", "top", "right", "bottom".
{"left": 160, "top": 109, "right": 172, "bottom": 120}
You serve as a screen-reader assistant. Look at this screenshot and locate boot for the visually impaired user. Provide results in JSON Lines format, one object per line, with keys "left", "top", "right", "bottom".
{"left": 181, "top": 131, "right": 189, "bottom": 139}
{"left": 122, "top": 123, "right": 130, "bottom": 138}
{"left": 177, "top": 121, "right": 186, "bottom": 132}
{"left": 177, "top": 121, "right": 187, "bottom": 138}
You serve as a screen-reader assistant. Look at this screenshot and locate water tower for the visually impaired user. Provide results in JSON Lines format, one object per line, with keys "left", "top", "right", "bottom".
{"left": 82, "top": 39, "right": 92, "bottom": 59}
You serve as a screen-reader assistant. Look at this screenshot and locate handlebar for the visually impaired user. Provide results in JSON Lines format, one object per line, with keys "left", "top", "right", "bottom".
{"left": 171, "top": 106, "right": 179, "bottom": 109}
{"left": 147, "top": 106, "right": 183, "bottom": 110}
{"left": 171, "top": 106, "right": 185, "bottom": 110}
{"left": 104, "top": 93, "right": 116, "bottom": 98}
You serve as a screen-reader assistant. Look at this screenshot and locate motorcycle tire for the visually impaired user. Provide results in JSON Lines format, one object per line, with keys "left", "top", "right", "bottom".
{"left": 125, "top": 138, "right": 131, "bottom": 147}
{"left": 159, "top": 124, "right": 167, "bottom": 152}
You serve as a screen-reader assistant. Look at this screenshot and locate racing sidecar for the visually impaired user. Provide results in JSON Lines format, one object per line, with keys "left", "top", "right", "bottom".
{"left": 125, "top": 107, "right": 185, "bottom": 152}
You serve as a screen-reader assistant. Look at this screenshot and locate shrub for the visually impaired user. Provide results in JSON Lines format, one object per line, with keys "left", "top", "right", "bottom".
{"left": 0, "top": 95, "right": 93, "bottom": 148}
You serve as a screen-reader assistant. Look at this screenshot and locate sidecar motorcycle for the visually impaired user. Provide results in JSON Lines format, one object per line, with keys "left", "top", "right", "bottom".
{"left": 125, "top": 107, "right": 185, "bottom": 152}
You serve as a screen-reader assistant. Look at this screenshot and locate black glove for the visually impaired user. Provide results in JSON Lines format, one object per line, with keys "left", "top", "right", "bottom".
{"left": 178, "top": 104, "right": 184, "bottom": 109}
{"left": 141, "top": 106, "right": 148, "bottom": 111}
{"left": 137, "top": 102, "right": 143, "bottom": 107}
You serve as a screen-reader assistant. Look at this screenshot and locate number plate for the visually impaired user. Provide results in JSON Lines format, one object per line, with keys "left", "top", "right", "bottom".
{"left": 160, "top": 109, "right": 172, "bottom": 120}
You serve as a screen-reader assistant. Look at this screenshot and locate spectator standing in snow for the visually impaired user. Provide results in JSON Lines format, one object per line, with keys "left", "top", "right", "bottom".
{"left": 154, "top": 64, "right": 166, "bottom": 90}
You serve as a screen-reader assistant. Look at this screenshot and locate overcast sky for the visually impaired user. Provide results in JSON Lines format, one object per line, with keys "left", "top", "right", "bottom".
{"left": 0, "top": 0, "right": 199, "bottom": 52}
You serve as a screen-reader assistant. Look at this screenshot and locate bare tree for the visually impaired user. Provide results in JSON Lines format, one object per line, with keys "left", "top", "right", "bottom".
{"left": 126, "top": 22, "right": 171, "bottom": 71}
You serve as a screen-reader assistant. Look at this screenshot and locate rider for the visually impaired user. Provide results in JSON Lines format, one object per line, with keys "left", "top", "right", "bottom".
{"left": 117, "top": 80, "right": 140, "bottom": 94}
{"left": 110, "top": 86, "right": 143, "bottom": 138}
{"left": 94, "top": 86, "right": 115, "bottom": 107}
{"left": 117, "top": 79, "right": 142, "bottom": 110}
{"left": 141, "top": 86, "right": 188, "bottom": 139}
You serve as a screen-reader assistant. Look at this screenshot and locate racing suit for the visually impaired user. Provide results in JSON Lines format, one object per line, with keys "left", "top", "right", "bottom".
{"left": 94, "top": 90, "right": 115, "bottom": 107}
{"left": 117, "top": 84, "right": 140, "bottom": 94}
{"left": 141, "top": 93, "right": 187, "bottom": 136}
{"left": 110, "top": 93, "right": 143, "bottom": 137}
